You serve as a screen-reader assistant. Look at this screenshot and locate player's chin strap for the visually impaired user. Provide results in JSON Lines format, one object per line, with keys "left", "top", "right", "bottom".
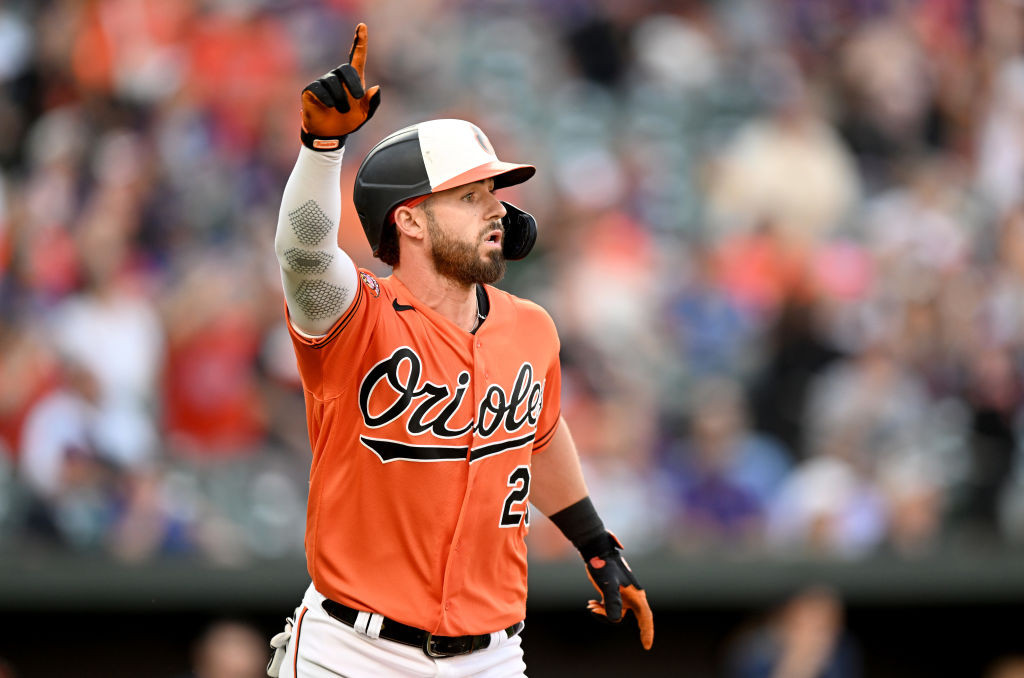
{"left": 266, "top": 617, "right": 294, "bottom": 677}
{"left": 500, "top": 202, "right": 537, "bottom": 261}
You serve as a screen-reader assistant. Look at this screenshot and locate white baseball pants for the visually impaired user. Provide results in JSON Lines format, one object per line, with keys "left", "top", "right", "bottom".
{"left": 272, "top": 584, "right": 527, "bottom": 678}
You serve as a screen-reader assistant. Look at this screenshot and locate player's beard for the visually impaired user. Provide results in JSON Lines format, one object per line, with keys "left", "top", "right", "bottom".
{"left": 426, "top": 212, "right": 506, "bottom": 286}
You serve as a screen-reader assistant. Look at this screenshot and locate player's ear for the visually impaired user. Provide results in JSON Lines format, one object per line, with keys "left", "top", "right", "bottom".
{"left": 393, "top": 206, "right": 426, "bottom": 242}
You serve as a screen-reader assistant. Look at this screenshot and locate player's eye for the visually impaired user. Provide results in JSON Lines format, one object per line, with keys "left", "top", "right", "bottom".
{"left": 462, "top": 191, "right": 475, "bottom": 202}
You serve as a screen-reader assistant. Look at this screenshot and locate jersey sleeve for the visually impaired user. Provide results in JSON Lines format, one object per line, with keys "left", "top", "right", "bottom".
{"left": 530, "top": 307, "right": 562, "bottom": 454}
{"left": 285, "top": 269, "right": 385, "bottom": 401}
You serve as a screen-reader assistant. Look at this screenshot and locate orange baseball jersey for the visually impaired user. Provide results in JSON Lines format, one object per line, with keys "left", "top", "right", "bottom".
{"left": 286, "top": 269, "right": 561, "bottom": 636}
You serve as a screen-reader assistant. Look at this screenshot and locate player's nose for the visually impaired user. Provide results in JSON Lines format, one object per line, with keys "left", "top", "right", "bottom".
{"left": 485, "top": 192, "right": 506, "bottom": 222}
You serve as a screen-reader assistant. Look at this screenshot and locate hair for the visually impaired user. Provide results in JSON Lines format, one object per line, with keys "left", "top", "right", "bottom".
{"left": 377, "top": 222, "right": 400, "bottom": 266}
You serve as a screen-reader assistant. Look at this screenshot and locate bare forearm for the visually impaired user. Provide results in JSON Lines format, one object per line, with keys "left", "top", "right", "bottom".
{"left": 533, "top": 416, "right": 655, "bottom": 649}
{"left": 530, "top": 416, "right": 589, "bottom": 516}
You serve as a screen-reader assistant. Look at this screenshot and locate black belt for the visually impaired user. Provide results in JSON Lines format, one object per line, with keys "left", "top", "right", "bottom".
{"left": 321, "top": 598, "right": 524, "bottom": 658}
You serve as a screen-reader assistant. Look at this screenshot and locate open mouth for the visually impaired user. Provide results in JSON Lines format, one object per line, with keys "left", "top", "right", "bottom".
{"left": 484, "top": 230, "right": 502, "bottom": 245}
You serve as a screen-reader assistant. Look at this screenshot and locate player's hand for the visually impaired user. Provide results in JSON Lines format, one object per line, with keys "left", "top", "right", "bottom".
{"left": 583, "top": 532, "right": 654, "bottom": 650}
{"left": 300, "top": 22, "right": 381, "bottom": 150}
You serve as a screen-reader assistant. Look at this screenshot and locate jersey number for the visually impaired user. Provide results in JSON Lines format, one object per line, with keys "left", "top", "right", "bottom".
{"left": 500, "top": 466, "right": 531, "bottom": 528}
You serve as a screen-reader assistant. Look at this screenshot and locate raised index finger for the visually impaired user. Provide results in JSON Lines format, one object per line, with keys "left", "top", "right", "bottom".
{"left": 348, "top": 23, "right": 368, "bottom": 79}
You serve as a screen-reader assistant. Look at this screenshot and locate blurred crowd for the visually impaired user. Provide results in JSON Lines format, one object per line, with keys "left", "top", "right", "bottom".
{"left": 2, "top": 0, "right": 1024, "bottom": 565}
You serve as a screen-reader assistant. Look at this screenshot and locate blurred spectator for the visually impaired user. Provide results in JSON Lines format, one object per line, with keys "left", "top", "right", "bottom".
{"left": 0, "top": 315, "right": 59, "bottom": 461}
{"left": 803, "top": 337, "right": 934, "bottom": 473}
{"left": 551, "top": 207, "right": 660, "bottom": 363}
{"left": 69, "top": 0, "right": 193, "bottom": 104}
{"left": 725, "top": 586, "right": 862, "bottom": 678}
{"left": 3, "top": 0, "right": 1024, "bottom": 565}
{"left": 948, "top": 345, "right": 1023, "bottom": 544}
{"left": 976, "top": 59, "right": 1024, "bottom": 217}
{"left": 861, "top": 156, "right": 971, "bottom": 280}
{"left": 750, "top": 298, "right": 843, "bottom": 459}
{"left": 0, "top": 5, "right": 32, "bottom": 86}
{"left": 767, "top": 455, "right": 887, "bottom": 558}
{"left": 17, "top": 357, "right": 193, "bottom": 559}
{"left": 632, "top": 11, "right": 721, "bottom": 93}
{"left": 47, "top": 167, "right": 163, "bottom": 471}
{"left": 182, "top": 620, "right": 268, "bottom": 678}
{"left": 257, "top": 321, "right": 310, "bottom": 458}
{"left": 0, "top": 4, "right": 32, "bottom": 168}
{"left": 160, "top": 253, "right": 268, "bottom": 460}
{"left": 835, "top": 17, "right": 936, "bottom": 187}
{"left": 15, "top": 105, "right": 87, "bottom": 299}
{"left": 17, "top": 357, "right": 122, "bottom": 550}
{"left": 664, "top": 376, "right": 791, "bottom": 550}
{"left": 707, "top": 54, "right": 861, "bottom": 253}
{"left": 565, "top": 374, "right": 673, "bottom": 556}
{"left": 767, "top": 335, "right": 943, "bottom": 556}
{"left": 989, "top": 207, "right": 1024, "bottom": 348}
{"left": 106, "top": 464, "right": 196, "bottom": 562}
{"left": 878, "top": 451, "right": 947, "bottom": 557}
{"left": 183, "top": 5, "right": 297, "bottom": 153}
{"left": 713, "top": 222, "right": 812, "bottom": 325}
{"left": 19, "top": 358, "right": 108, "bottom": 500}
{"left": 664, "top": 241, "right": 757, "bottom": 378}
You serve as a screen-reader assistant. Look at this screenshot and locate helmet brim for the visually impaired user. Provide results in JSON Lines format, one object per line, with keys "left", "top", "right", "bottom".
{"left": 432, "top": 161, "right": 536, "bottom": 193}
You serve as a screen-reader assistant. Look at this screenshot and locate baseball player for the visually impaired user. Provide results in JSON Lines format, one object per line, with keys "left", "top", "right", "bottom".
{"left": 267, "top": 23, "right": 654, "bottom": 678}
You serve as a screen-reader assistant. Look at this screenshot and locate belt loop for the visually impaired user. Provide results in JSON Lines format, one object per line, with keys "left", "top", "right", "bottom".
{"left": 353, "top": 610, "right": 384, "bottom": 639}
{"left": 488, "top": 630, "right": 502, "bottom": 649}
{"left": 366, "top": 613, "right": 384, "bottom": 639}
{"left": 354, "top": 611, "right": 371, "bottom": 636}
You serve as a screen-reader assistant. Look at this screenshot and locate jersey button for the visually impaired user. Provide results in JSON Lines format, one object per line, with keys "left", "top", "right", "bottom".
{"left": 476, "top": 340, "right": 482, "bottom": 348}
{"left": 444, "top": 601, "right": 451, "bottom": 610}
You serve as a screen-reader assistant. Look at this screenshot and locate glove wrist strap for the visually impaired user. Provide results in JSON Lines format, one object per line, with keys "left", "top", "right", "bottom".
{"left": 300, "top": 128, "right": 348, "bottom": 152}
{"left": 578, "top": 532, "right": 619, "bottom": 561}
{"left": 548, "top": 497, "right": 611, "bottom": 559}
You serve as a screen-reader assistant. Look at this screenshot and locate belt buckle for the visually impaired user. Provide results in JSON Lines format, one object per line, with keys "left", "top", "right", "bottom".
{"left": 423, "top": 632, "right": 450, "bottom": 659}
{"left": 423, "top": 632, "right": 472, "bottom": 658}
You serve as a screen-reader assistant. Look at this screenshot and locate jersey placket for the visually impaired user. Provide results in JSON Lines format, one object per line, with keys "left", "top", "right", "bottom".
{"left": 434, "top": 331, "right": 490, "bottom": 630}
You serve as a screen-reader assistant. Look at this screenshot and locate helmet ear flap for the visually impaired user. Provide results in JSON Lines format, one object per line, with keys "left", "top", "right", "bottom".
{"left": 500, "top": 202, "right": 537, "bottom": 261}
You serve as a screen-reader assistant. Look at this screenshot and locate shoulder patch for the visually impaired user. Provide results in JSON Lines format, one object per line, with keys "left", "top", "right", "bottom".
{"left": 360, "top": 271, "right": 380, "bottom": 297}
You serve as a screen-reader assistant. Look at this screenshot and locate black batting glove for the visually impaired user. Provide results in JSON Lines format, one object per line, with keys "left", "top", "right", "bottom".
{"left": 300, "top": 22, "right": 381, "bottom": 151}
{"left": 581, "top": 531, "right": 654, "bottom": 650}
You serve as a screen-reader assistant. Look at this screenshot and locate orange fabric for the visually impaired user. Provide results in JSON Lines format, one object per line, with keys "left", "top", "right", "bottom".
{"left": 286, "top": 271, "right": 562, "bottom": 636}
{"left": 401, "top": 194, "right": 431, "bottom": 210}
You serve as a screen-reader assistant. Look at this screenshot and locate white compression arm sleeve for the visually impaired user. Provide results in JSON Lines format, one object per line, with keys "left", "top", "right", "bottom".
{"left": 275, "top": 145, "right": 360, "bottom": 336}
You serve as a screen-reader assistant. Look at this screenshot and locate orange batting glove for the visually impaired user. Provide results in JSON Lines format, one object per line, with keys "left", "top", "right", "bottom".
{"left": 583, "top": 532, "right": 654, "bottom": 650}
{"left": 299, "top": 22, "right": 381, "bottom": 151}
